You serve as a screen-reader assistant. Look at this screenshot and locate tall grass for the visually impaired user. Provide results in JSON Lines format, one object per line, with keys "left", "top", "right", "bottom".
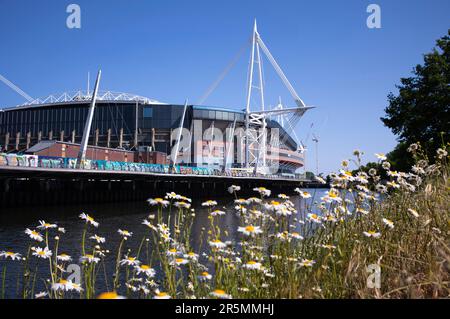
{"left": 0, "top": 143, "right": 448, "bottom": 299}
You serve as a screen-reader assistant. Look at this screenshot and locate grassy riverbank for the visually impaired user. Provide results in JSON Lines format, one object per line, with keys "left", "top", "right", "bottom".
{"left": 1, "top": 144, "right": 448, "bottom": 299}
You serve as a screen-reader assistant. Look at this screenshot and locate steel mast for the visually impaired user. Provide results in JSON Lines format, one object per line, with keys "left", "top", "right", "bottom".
{"left": 76, "top": 70, "right": 101, "bottom": 169}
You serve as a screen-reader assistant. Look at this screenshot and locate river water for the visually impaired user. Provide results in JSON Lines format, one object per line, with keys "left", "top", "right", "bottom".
{"left": 0, "top": 188, "right": 328, "bottom": 298}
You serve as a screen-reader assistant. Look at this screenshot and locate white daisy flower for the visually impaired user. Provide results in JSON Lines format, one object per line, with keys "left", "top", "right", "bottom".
{"left": 253, "top": 187, "right": 271, "bottom": 197}
{"left": 184, "top": 252, "right": 199, "bottom": 261}
{"left": 166, "top": 248, "right": 178, "bottom": 256}
{"left": 170, "top": 258, "right": 189, "bottom": 266}
{"left": 209, "top": 239, "right": 226, "bottom": 249}
{"left": 90, "top": 235, "right": 106, "bottom": 244}
{"left": 147, "top": 198, "right": 170, "bottom": 207}
{"left": 153, "top": 290, "right": 171, "bottom": 299}
{"left": 307, "top": 213, "right": 322, "bottom": 224}
{"left": 52, "top": 279, "right": 83, "bottom": 292}
{"left": 134, "top": 264, "right": 155, "bottom": 277}
{"left": 363, "top": 230, "right": 381, "bottom": 238}
{"left": 198, "top": 271, "right": 212, "bottom": 281}
{"left": 120, "top": 256, "right": 140, "bottom": 266}
{"left": 211, "top": 210, "right": 226, "bottom": 216}
{"left": 118, "top": 229, "right": 133, "bottom": 238}
{"left": 79, "top": 213, "right": 99, "bottom": 227}
{"left": 56, "top": 253, "right": 72, "bottom": 262}
{"left": 0, "top": 251, "right": 22, "bottom": 261}
{"left": 174, "top": 201, "right": 191, "bottom": 209}
{"left": 210, "top": 289, "right": 231, "bottom": 299}
{"left": 234, "top": 198, "right": 250, "bottom": 205}
{"left": 242, "top": 261, "right": 262, "bottom": 270}
{"left": 202, "top": 200, "right": 218, "bottom": 207}
{"left": 237, "top": 225, "right": 263, "bottom": 237}
{"left": 247, "top": 197, "right": 262, "bottom": 204}
{"left": 37, "top": 220, "right": 57, "bottom": 230}
{"left": 97, "top": 291, "right": 126, "bottom": 299}
{"left": 34, "top": 291, "right": 48, "bottom": 299}
{"left": 80, "top": 254, "right": 100, "bottom": 264}
{"left": 25, "top": 228, "right": 43, "bottom": 242}
{"left": 299, "top": 259, "right": 316, "bottom": 267}
{"left": 382, "top": 218, "right": 394, "bottom": 229}
{"left": 228, "top": 185, "right": 241, "bottom": 193}
{"left": 31, "top": 246, "right": 52, "bottom": 259}
{"left": 375, "top": 153, "right": 387, "bottom": 161}
{"left": 290, "top": 232, "right": 303, "bottom": 240}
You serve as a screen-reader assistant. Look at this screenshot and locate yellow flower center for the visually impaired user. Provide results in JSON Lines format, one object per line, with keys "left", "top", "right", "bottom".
{"left": 157, "top": 292, "right": 168, "bottom": 297}
{"left": 201, "top": 272, "right": 210, "bottom": 277}
{"left": 270, "top": 201, "right": 280, "bottom": 206}
{"left": 140, "top": 265, "right": 150, "bottom": 270}
{"left": 329, "top": 192, "right": 338, "bottom": 198}
{"left": 245, "top": 225, "right": 255, "bottom": 232}
{"left": 98, "top": 292, "right": 118, "bottom": 299}
{"left": 214, "top": 289, "right": 226, "bottom": 295}
{"left": 247, "top": 261, "right": 257, "bottom": 265}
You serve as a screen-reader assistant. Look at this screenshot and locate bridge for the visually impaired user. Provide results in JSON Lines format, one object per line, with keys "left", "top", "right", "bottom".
{"left": 0, "top": 165, "right": 308, "bottom": 207}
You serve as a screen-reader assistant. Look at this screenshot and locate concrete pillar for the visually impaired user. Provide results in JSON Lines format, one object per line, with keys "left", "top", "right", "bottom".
{"left": 71, "top": 130, "right": 76, "bottom": 143}
{"left": 37, "top": 131, "right": 42, "bottom": 143}
{"left": 107, "top": 128, "right": 111, "bottom": 148}
{"left": 26, "top": 132, "right": 31, "bottom": 149}
{"left": 15, "top": 132, "right": 20, "bottom": 150}
{"left": 94, "top": 129, "right": 99, "bottom": 146}
{"left": 60, "top": 130, "right": 64, "bottom": 142}
{"left": 119, "top": 128, "right": 123, "bottom": 148}
{"left": 4, "top": 132, "right": 9, "bottom": 151}
{"left": 48, "top": 130, "right": 53, "bottom": 140}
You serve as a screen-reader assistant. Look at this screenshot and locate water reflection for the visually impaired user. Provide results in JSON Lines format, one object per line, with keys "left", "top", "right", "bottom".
{"left": 0, "top": 189, "right": 328, "bottom": 297}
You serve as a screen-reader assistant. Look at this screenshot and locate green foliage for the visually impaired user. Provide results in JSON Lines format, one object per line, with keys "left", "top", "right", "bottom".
{"left": 381, "top": 30, "right": 450, "bottom": 169}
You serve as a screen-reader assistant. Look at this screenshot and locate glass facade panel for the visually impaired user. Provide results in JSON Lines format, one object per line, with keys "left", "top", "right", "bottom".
{"left": 143, "top": 107, "right": 153, "bottom": 118}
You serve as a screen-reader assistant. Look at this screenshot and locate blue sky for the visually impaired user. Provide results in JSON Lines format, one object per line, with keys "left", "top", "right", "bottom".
{"left": 0, "top": 0, "right": 449, "bottom": 173}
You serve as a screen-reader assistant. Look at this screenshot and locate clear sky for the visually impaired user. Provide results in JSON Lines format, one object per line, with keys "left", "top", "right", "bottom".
{"left": 0, "top": 0, "right": 449, "bottom": 173}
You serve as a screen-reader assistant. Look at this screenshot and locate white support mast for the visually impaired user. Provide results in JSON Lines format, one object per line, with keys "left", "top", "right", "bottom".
{"left": 172, "top": 99, "right": 189, "bottom": 167}
{"left": 76, "top": 70, "right": 101, "bottom": 169}
{"left": 243, "top": 20, "right": 313, "bottom": 173}
{"left": 245, "top": 20, "right": 257, "bottom": 168}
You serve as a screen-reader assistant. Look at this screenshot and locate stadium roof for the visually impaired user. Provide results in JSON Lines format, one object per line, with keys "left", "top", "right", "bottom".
{"left": 1, "top": 90, "right": 167, "bottom": 111}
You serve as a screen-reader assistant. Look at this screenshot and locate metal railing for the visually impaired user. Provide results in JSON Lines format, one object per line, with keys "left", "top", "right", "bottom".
{"left": 0, "top": 153, "right": 303, "bottom": 180}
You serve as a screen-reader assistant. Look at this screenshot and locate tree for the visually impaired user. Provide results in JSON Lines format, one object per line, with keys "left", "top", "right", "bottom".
{"left": 381, "top": 30, "right": 450, "bottom": 169}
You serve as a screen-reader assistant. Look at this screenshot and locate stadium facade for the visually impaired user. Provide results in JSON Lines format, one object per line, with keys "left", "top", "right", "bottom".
{"left": 0, "top": 91, "right": 303, "bottom": 174}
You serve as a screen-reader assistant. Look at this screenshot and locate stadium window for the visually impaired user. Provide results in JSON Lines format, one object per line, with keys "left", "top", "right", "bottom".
{"left": 143, "top": 107, "right": 153, "bottom": 118}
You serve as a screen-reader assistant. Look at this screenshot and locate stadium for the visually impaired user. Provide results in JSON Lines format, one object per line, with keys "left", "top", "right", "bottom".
{"left": 0, "top": 90, "right": 304, "bottom": 175}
